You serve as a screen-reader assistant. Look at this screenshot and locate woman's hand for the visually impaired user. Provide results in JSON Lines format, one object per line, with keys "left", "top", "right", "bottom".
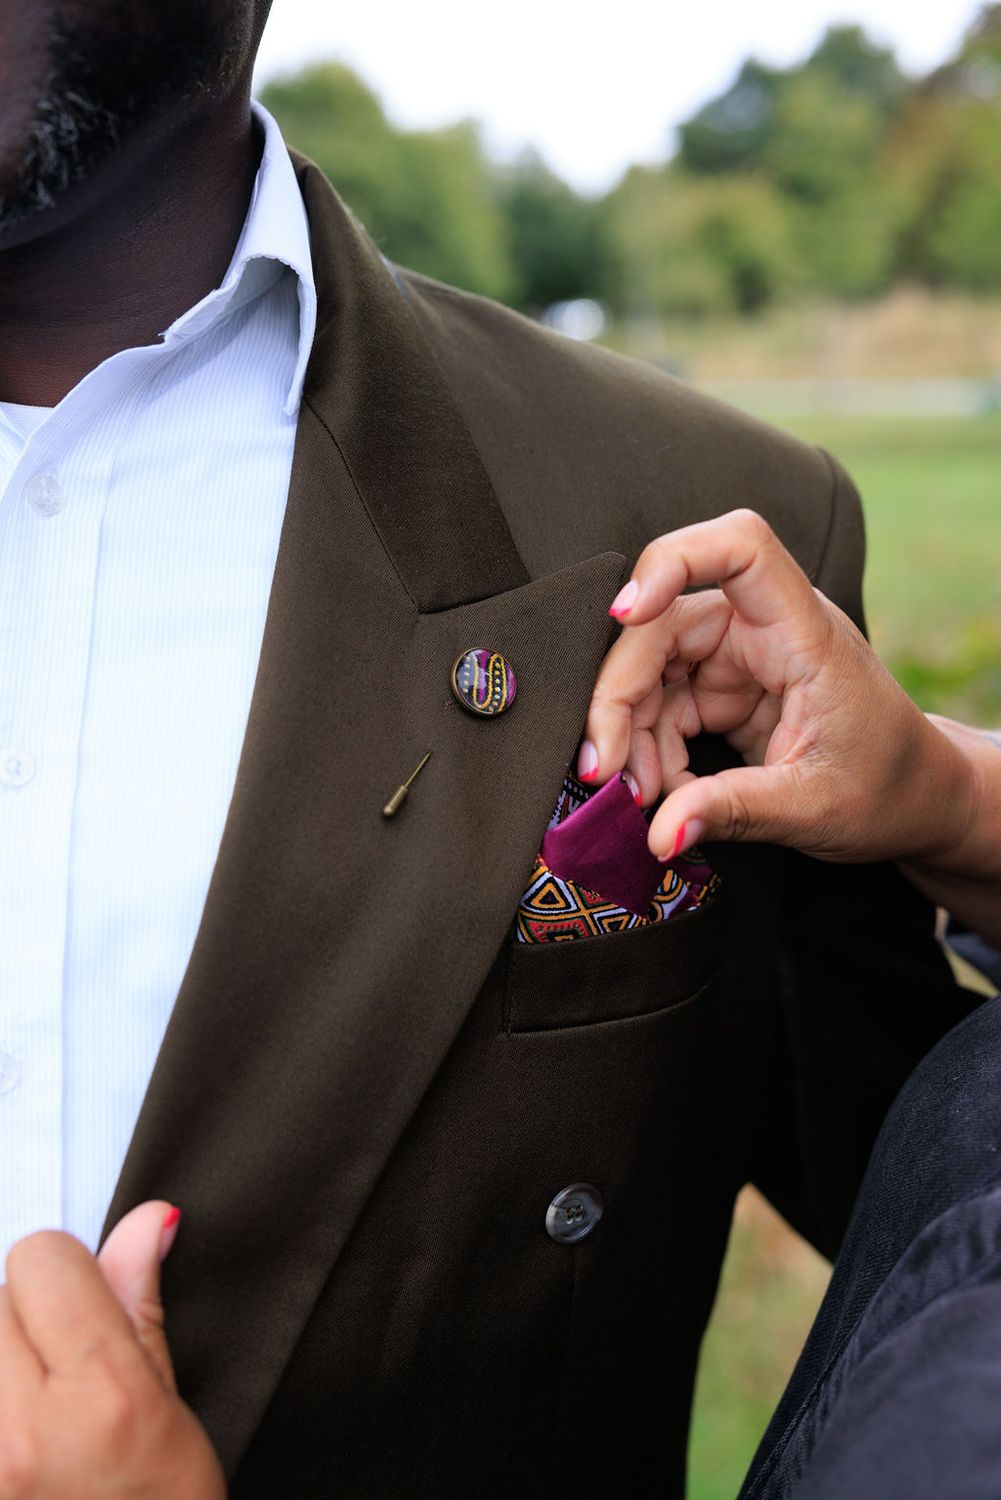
{"left": 581, "top": 509, "right": 977, "bottom": 869}
{"left": 0, "top": 1203, "right": 225, "bottom": 1500}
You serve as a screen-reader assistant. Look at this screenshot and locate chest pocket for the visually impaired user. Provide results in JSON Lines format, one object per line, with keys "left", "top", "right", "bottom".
{"left": 503, "top": 886, "right": 728, "bottom": 1031}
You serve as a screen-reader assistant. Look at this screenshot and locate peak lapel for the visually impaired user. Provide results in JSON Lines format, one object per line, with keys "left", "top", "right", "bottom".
{"left": 103, "top": 164, "right": 627, "bottom": 1473}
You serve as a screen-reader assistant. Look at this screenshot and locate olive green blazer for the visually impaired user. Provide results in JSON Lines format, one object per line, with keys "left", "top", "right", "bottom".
{"left": 103, "top": 157, "right": 975, "bottom": 1498}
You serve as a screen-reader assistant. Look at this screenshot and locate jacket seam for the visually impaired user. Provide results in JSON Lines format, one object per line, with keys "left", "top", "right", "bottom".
{"left": 548, "top": 1247, "right": 582, "bottom": 1499}
{"left": 807, "top": 447, "right": 842, "bottom": 589}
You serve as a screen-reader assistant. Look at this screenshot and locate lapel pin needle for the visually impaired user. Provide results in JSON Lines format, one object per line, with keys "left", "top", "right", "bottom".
{"left": 382, "top": 751, "right": 432, "bottom": 819}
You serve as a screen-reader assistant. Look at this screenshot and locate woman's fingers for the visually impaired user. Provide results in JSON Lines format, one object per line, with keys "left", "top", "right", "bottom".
{"left": 582, "top": 590, "right": 732, "bottom": 785}
{"left": 648, "top": 761, "right": 808, "bottom": 859}
{"left": 588, "top": 509, "right": 825, "bottom": 791}
{"left": 652, "top": 679, "right": 704, "bottom": 791}
{"left": 586, "top": 511, "right": 836, "bottom": 825}
{"left": 624, "top": 727, "right": 660, "bottom": 805}
{"left": 723, "top": 688, "right": 783, "bottom": 766}
{"left": 584, "top": 510, "right": 971, "bottom": 868}
{"left": 609, "top": 509, "right": 820, "bottom": 634}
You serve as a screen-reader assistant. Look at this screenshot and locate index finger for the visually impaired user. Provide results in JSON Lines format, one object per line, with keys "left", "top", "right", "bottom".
{"left": 609, "top": 509, "right": 818, "bottom": 631}
{"left": 6, "top": 1231, "right": 147, "bottom": 1381}
{"left": 583, "top": 590, "right": 731, "bottom": 784}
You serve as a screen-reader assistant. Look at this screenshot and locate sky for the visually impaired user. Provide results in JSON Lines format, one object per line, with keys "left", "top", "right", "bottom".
{"left": 254, "top": 0, "right": 986, "bottom": 193}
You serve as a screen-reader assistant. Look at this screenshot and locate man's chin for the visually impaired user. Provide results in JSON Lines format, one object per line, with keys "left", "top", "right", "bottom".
{"left": 0, "top": 88, "right": 121, "bottom": 250}
{"left": 0, "top": 169, "right": 102, "bottom": 254}
{"left": 0, "top": 164, "right": 44, "bottom": 249}
{"left": 0, "top": 95, "right": 43, "bottom": 213}
{"left": 0, "top": 198, "right": 55, "bottom": 252}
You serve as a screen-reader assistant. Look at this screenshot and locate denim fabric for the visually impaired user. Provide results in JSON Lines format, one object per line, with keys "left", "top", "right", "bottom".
{"left": 743, "top": 970, "right": 1001, "bottom": 1500}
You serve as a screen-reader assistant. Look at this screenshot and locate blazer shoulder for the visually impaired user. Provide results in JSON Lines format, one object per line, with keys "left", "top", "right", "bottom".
{"left": 400, "top": 269, "right": 861, "bottom": 611}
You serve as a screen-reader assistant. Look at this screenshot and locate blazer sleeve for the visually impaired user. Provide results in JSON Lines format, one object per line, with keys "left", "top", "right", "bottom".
{"left": 750, "top": 456, "right": 982, "bottom": 1259}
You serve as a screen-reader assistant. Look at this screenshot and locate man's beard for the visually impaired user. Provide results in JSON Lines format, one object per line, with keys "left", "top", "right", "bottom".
{"left": 0, "top": 67, "right": 119, "bottom": 230}
{"left": 0, "top": 8, "right": 244, "bottom": 234}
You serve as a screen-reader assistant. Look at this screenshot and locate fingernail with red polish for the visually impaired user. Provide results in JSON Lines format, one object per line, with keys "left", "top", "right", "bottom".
{"left": 578, "top": 741, "right": 599, "bottom": 782}
{"left": 609, "top": 580, "right": 639, "bottom": 619}
{"left": 657, "top": 821, "right": 692, "bottom": 862}
{"left": 684, "top": 819, "right": 706, "bottom": 852}
{"left": 160, "top": 1206, "right": 182, "bottom": 1262}
{"left": 662, "top": 818, "right": 705, "bottom": 861}
{"left": 623, "top": 771, "right": 642, "bottom": 806}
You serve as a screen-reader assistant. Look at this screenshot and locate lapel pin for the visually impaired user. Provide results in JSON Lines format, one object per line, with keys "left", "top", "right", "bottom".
{"left": 450, "top": 648, "right": 517, "bottom": 717}
{"left": 382, "top": 751, "right": 432, "bottom": 819}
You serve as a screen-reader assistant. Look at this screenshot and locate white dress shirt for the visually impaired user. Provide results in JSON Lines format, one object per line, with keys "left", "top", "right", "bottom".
{"left": 0, "top": 104, "right": 317, "bottom": 1262}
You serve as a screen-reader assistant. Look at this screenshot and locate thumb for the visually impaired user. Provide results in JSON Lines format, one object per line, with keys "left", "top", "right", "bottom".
{"left": 97, "top": 1199, "right": 181, "bottom": 1391}
{"left": 649, "top": 763, "right": 808, "bottom": 859}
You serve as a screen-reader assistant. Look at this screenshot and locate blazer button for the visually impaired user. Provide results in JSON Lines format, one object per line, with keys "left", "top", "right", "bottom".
{"left": 546, "top": 1183, "right": 603, "bottom": 1244}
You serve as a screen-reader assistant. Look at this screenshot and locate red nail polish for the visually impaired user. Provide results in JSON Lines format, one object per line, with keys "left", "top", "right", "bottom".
{"left": 622, "top": 772, "right": 642, "bottom": 807}
{"left": 609, "top": 579, "right": 639, "bottom": 619}
{"left": 578, "top": 741, "right": 599, "bottom": 783}
{"left": 159, "top": 1206, "right": 182, "bottom": 1263}
{"left": 668, "top": 822, "right": 688, "bottom": 860}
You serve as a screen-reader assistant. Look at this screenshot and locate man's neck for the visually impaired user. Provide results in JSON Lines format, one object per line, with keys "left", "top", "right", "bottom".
{"left": 0, "top": 97, "right": 262, "bottom": 407}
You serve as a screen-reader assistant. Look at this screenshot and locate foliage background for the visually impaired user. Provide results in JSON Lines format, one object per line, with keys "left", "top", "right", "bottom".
{"left": 261, "top": 8, "right": 1001, "bottom": 316}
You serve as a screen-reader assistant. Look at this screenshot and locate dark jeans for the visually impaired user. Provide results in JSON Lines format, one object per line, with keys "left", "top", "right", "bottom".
{"left": 741, "top": 937, "right": 1001, "bottom": 1500}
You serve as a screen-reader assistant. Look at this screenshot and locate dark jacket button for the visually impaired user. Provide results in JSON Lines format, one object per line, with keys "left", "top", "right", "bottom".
{"left": 546, "top": 1183, "right": 603, "bottom": 1244}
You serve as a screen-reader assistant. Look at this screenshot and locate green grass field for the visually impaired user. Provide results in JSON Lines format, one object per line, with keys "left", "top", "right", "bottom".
{"left": 782, "top": 413, "right": 1001, "bottom": 721}
{"left": 686, "top": 409, "right": 1001, "bottom": 1500}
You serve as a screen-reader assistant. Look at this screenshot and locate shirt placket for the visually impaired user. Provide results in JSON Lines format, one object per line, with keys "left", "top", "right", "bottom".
{"left": 0, "top": 397, "right": 123, "bottom": 1251}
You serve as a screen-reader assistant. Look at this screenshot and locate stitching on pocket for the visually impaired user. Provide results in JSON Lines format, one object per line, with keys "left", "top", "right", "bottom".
{"left": 504, "top": 891, "right": 728, "bottom": 1032}
{"left": 506, "top": 976, "right": 718, "bottom": 1035}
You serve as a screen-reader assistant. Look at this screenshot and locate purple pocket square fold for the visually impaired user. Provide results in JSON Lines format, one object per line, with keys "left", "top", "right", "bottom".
{"left": 541, "top": 774, "right": 664, "bottom": 918}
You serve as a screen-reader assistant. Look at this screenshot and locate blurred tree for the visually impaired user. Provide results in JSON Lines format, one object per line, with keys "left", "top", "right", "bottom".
{"left": 670, "top": 26, "right": 911, "bottom": 304}
{"left": 678, "top": 28, "right": 903, "bottom": 179}
{"left": 763, "top": 71, "right": 902, "bottom": 296}
{"left": 390, "top": 123, "right": 512, "bottom": 297}
{"left": 921, "top": 104, "right": 1001, "bottom": 289}
{"left": 260, "top": 63, "right": 512, "bottom": 299}
{"left": 805, "top": 24, "right": 906, "bottom": 111}
{"left": 949, "top": 2, "right": 1001, "bottom": 72}
{"left": 764, "top": 73, "right": 888, "bottom": 206}
{"left": 604, "top": 166, "right": 797, "bottom": 318}
{"left": 259, "top": 63, "right": 399, "bottom": 230}
{"left": 678, "top": 60, "right": 783, "bottom": 175}
{"left": 260, "top": 12, "right": 1001, "bottom": 318}
{"left": 890, "top": 6, "right": 1001, "bottom": 291}
{"left": 493, "top": 148, "right": 608, "bottom": 310}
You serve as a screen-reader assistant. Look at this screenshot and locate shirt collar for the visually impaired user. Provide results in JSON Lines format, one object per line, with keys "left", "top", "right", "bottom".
{"left": 161, "top": 102, "right": 317, "bottom": 417}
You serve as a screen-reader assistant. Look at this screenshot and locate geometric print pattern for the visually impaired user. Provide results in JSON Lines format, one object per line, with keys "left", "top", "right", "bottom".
{"left": 515, "top": 771, "right": 721, "bottom": 944}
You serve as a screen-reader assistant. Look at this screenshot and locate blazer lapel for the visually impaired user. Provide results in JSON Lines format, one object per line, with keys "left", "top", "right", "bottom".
{"left": 103, "top": 162, "right": 627, "bottom": 1474}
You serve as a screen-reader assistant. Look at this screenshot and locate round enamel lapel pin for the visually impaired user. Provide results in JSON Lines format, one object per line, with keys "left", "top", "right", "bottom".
{"left": 450, "top": 647, "right": 517, "bottom": 717}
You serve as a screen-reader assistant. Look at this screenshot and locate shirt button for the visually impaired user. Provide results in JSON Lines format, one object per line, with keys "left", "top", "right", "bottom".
{"left": 0, "top": 1051, "right": 21, "bottom": 1095}
{"left": 0, "top": 749, "right": 35, "bottom": 788}
{"left": 26, "top": 472, "right": 64, "bottom": 516}
{"left": 545, "top": 1183, "right": 604, "bottom": 1244}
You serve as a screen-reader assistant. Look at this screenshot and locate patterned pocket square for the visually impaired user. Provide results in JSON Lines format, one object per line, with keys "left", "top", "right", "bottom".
{"left": 515, "top": 771, "right": 720, "bottom": 944}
